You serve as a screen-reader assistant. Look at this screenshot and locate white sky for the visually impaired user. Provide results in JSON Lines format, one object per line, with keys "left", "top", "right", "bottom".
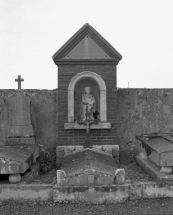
{"left": 0, "top": 0, "right": 173, "bottom": 89}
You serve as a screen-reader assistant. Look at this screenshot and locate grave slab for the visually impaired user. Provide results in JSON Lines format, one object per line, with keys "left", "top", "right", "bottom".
{"left": 136, "top": 133, "right": 173, "bottom": 167}
{"left": 0, "top": 144, "right": 39, "bottom": 174}
{"left": 61, "top": 148, "right": 118, "bottom": 186}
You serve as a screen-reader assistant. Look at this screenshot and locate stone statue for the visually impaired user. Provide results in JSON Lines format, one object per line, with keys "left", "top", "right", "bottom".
{"left": 80, "top": 86, "right": 96, "bottom": 121}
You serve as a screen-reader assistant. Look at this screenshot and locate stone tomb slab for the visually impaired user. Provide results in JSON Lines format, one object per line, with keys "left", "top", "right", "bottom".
{"left": 136, "top": 134, "right": 173, "bottom": 167}
{"left": 59, "top": 148, "right": 119, "bottom": 186}
{"left": 0, "top": 144, "right": 39, "bottom": 174}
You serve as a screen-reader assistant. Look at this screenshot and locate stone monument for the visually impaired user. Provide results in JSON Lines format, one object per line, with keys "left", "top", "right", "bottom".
{"left": 0, "top": 76, "right": 39, "bottom": 183}
{"left": 52, "top": 23, "right": 125, "bottom": 203}
{"left": 136, "top": 133, "right": 173, "bottom": 181}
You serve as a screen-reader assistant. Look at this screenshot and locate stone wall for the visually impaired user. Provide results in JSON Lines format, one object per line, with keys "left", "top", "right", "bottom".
{"left": 117, "top": 89, "right": 173, "bottom": 147}
{"left": 1, "top": 88, "right": 173, "bottom": 149}
{"left": 0, "top": 90, "right": 58, "bottom": 148}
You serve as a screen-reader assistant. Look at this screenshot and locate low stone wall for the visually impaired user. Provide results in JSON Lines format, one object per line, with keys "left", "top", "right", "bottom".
{"left": 1, "top": 181, "right": 173, "bottom": 203}
{"left": 54, "top": 181, "right": 173, "bottom": 203}
{"left": 0, "top": 184, "right": 53, "bottom": 200}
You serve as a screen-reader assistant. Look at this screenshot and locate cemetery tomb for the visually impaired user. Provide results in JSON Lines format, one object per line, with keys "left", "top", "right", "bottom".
{"left": 52, "top": 23, "right": 125, "bottom": 203}
{"left": 0, "top": 76, "right": 39, "bottom": 183}
{"left": 136, "top": 133, "right": 173, "bottom": 180}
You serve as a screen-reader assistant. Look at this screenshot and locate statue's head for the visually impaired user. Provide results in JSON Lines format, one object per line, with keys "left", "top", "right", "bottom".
{"left": 84, "top": 86, "right": 91, "bottom": 94}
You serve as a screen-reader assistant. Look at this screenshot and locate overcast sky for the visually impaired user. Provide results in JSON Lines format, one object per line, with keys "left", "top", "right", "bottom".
{"left": 0, "top": 0, "right": 173, "bottom": 89}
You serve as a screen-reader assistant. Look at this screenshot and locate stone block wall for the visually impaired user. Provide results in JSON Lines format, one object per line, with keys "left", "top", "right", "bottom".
{"left": 58, "top": 65, "right": 117, "bottom": 146}
{"left": 117, "top": 89, "right": 173, "bottom": 147}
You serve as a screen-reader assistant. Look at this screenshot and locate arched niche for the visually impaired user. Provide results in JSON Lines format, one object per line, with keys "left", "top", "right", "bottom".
{"left": 74, "top": 78, "right": 100, "bottom": 121}
{"left": 68, "top": 71, "right": 107, "bottom": 123}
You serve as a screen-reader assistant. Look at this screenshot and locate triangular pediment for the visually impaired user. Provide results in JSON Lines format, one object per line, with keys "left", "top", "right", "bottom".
{"left": 52, "top": 23, "right": 122, "bottom": 65}
{"left": 63, "top": 36, "right": 111, "bottom": 59}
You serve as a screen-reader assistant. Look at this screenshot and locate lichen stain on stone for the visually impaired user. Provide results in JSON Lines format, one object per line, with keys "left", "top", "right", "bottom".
{"left": 0, "top": 157, "right": 23, "bottom": 174}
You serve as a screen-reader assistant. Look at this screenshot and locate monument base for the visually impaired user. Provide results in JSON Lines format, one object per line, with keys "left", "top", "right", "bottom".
{"left": 53, "top": 185, "right": 129, "bottom": 203}
{"left": 136, "top": 155, "right": 173, "bottom": 181}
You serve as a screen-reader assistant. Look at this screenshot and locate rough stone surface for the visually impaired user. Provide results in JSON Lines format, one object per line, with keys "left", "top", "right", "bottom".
{"left": 0, "top": 89, "right": 57, "bottom": 148}
{"left": 136, "top": 134, "right": 173, "bottom": 167}
{"left": 58, "top": 148, "right": 119, "bottom": 186}
{"left": 129, "top": 181, "right": 173, "bottom": 200}
{"left": 0, "top": 144, "right": 39, "bottom": 174}
{"left": 136, "top": 155, "right": 173, "bottom": 181}
{"left": 1, "top": 89, "right": 173, "bottom": 150}
{"left": 0, "top": 184, "right": 53, "bottom": 200}
{"left": 117, "top": 89, "right": 173, "bottom": 147}
{"left": 53, "top": 181, "right": 173, "bottom": 203}
{"left": 53, "top": 185, "right": 129, "bottom": 203}
{"left": 115, "top": 169, "right": 125, "bottom": 184}
{"left": 1, "top": 181, "right": 173, "bottom": 203}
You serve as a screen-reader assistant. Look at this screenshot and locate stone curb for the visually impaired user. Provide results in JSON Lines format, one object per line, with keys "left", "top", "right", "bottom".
{"left": 0, "top": 181, "right": 173, "bottom": 203}
{"left": 129, "top": 181, "right": 173, "bottom": 200}
{"left": 0, "top": 184, "right": 53, "bottom": 201}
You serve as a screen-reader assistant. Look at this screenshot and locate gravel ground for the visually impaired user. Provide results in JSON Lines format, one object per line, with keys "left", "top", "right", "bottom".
{"left": 1, "top": 198, "right": 173, "bottom": 215}
{"left": 31, "top": 161, "right": 153, "bottom": 184}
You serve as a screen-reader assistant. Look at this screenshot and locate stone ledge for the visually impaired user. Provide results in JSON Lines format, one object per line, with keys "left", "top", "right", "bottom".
{"left": 1, "top": 181, "right": 173, "bottom": 202}
{"left": 64, "top": 122, "right": 111, "bottom": 129}
{"left": 136, "top": 155, "right": 173, "bottom": 181}
{"left": 0, "top": 184, "right": 53, "bottom": 200}
{"left": 53, "top": 185, "right": 129, "bottom": 203}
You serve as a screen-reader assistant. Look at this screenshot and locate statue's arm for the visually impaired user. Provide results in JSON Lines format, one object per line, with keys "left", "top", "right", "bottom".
{"left": 82, "top": 94, "right": 87, "bottom": 105}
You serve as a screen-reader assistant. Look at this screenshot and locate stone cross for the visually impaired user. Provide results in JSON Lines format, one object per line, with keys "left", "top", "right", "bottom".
{"left": 15, "top": 75, "right": 24, "bottom": 90}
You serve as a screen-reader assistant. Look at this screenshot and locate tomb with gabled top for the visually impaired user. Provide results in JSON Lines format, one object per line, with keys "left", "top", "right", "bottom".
{"left": 53, "top": 23, "right": 122, "bottom": 146}
{"left": 52, "top": 23, "right": 126, "bottom": 203}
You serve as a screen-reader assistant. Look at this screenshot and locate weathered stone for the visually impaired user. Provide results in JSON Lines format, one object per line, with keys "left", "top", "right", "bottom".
{"left": 0, "top": 88, "right": 40, "bottom": 183}
{"left": 160, "top": 166, "right": 173, "bottom": 174}
{"left": 53, "top": 185, "right": 129, "bottom": 204}
{"left": 56, "top": 148, "right": 119, "bottom": 186}
{"left": 7, "top": 92, "right": 34, "bottom": 137}
{"left": 57, "top": 170, "right": 66, "bottom": 186}
{"left": 136, "top": 155, "right": 173, "bottom": 181}
{"left": 0, "top": 144, "right": 39, "bottom": 174}
{"left": 9, "top": 174, "right": 21, "bottom": 183}
{"left": 136, "top": 134, "right": 173, "bottom": 167}
{"left": 115, "top": 169, "right": 125, "bottom": 184}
